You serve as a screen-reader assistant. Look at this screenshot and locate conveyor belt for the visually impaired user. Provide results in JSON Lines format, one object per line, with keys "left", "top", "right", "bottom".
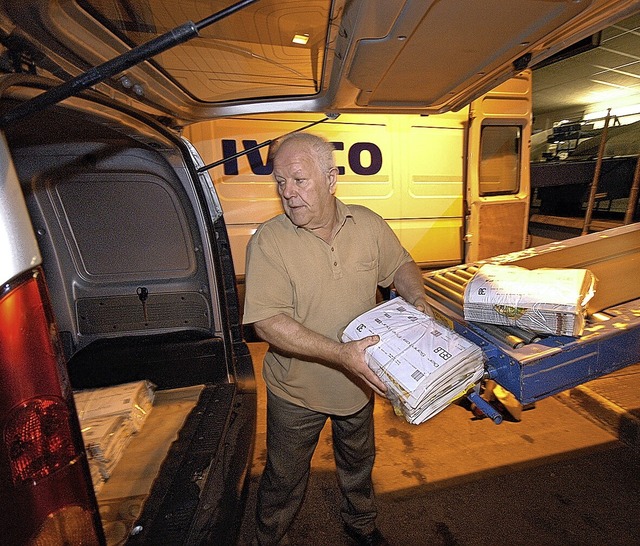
{"left": 426, "top": 222, "right": 640, "bottom": 316}
{"left": 424, "top": 265, "right": 540, "bottom": 348}
{"left": 422, "top": 223, "right": 640, "bottom": 404}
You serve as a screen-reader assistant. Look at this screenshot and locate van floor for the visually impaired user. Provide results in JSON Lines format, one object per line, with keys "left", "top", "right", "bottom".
{"left": 95, "top": 385, "right": 204, "bottom": 545}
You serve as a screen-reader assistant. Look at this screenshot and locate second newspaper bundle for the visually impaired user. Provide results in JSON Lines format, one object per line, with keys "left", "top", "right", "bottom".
{"left": 342, "top": 297, "right": 485, "bottom": 424}
{"left": 463, "top": 264, "right": 596, "bottom": 337}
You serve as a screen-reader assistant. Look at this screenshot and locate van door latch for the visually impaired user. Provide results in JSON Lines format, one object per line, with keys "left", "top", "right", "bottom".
{"left": 137, "top": 286, "right": 149, "bottom": 323}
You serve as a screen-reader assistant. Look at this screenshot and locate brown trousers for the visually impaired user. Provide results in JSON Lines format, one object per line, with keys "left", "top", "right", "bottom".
{"left": 254, "top": 390, "right": 378, "bottom": 545}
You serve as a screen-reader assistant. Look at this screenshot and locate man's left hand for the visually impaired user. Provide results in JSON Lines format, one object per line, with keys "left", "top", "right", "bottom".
{"left": 411, "top": 295, "right": 433, "bottom": 316}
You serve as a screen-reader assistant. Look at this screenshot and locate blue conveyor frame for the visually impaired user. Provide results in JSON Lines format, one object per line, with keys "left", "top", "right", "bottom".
{"left": 432, "top": 296, "right": 640, "bottom": 405}
{"left": 424, "top": 223, "right": 640, "bottom": 405}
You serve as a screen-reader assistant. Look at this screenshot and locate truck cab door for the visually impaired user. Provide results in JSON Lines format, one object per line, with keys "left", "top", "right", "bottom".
{"left": 464, "top": 70, "right": 532, "bottom": 262}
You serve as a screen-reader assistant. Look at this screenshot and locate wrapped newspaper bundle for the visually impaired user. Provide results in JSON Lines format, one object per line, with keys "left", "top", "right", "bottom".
{"left": 74, "top": 380, "right": 156, "bottom": 489}
{"left": 80, "top": 415, "right": 135, "bottom": 489}
{"left": 74, "top": 380, "right": 156, "bottom": 432}
{"left": 463, "top": 264, "right": 596, "bottom": 337}
{"left": 342, "top": 297, "right": 485, "bottom": 425}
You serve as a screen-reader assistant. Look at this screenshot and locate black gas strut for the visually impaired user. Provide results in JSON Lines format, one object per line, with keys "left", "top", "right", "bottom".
{"left": 196, "top": 113, "right": 340, "bottom": 173}
{"left": 0, "top": 0, "right": 260, "bottom": 128}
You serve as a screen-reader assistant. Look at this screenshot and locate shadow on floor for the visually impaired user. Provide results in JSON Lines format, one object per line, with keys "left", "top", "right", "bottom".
{"left": 238, "top": 443, "right": 640, "bottom": 546}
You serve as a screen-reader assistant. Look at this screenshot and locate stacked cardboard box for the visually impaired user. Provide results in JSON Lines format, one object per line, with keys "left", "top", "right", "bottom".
{"left": 342, "top": 298, "right": 485, "bottom": 424}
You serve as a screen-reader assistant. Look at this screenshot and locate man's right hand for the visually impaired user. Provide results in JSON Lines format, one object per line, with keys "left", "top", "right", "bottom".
{"left": 338, "top": 335, "right": 388, "bottom": 396}
{"left": 254, "top": 314, "right": 388, "bottom": 396}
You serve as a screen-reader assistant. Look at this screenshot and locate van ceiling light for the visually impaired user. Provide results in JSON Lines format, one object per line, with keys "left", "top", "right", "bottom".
{"left": 292, "top": 34, "right": 309, "bottom": 45}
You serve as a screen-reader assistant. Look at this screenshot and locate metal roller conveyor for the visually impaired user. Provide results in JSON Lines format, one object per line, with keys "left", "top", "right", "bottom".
{"left": 422, "top": 223, "right": 640, "bottom": 404}
{"left": 425, "top": 264, "right": 533, "bottom": 348}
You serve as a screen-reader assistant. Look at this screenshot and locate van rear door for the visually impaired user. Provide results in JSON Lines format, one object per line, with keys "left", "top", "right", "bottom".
{"left": 464, "top": 70, "right": 532, "bottom": 261}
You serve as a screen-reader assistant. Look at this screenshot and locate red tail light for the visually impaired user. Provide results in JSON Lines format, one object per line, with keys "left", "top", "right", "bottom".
{"left": 5, "top": 397, "right": 78, "bottom": 486}
{"left": 0, "top": 269, "right": 104, "bottom": 545}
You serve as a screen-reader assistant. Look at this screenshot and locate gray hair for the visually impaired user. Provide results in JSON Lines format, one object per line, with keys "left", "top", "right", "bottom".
{"left": 270, "top": 132, "right": 336, "bottom": 173}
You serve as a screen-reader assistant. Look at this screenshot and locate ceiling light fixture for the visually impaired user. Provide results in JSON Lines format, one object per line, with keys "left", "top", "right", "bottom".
{"left": 292, "top": 33, "right": 309, "bottom": 45}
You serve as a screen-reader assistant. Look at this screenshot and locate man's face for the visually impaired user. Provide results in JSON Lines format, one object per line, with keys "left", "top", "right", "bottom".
{"left": 273, "top": 143, "right": 336, "bottom": 231}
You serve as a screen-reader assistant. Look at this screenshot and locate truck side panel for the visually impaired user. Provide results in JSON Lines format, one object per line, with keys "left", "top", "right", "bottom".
{"left": 185, "top": 112, "right": 469, "bottom": 274}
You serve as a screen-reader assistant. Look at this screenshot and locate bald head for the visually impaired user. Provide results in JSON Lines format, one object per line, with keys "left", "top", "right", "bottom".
{"left": 270, "top": 132, "right": 339, "bottom": 240}
{"left": 271, "top": 132, "right": 336, "bottom": 174}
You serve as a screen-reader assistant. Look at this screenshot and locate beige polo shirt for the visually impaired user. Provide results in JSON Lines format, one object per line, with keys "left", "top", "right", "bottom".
{"left": 243, "top": 200, "right": 412, "bottom": 415}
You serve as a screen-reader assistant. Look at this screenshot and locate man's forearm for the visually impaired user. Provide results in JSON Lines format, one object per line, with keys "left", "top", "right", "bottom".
{"left": 253, "top": 313, "right": 342, "bottom": 364}
{"left": 252, "top": 313, "right": 388, "bottom": 395}
{"left": 393, "top": 260, "right": 433, "bottom": 315}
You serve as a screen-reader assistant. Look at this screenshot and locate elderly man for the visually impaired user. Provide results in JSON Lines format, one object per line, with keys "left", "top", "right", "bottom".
{"left": 243, "top": 132, "right": 431, "bottom": 546}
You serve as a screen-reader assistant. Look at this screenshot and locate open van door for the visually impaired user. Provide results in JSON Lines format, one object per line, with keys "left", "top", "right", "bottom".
{"left": 464, "top": 70, "right": 532, "bottom": 262}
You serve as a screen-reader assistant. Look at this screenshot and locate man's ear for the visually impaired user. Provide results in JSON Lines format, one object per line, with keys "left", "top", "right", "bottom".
{"left": 327, "top": 167, "right": 338, "bottom": 194}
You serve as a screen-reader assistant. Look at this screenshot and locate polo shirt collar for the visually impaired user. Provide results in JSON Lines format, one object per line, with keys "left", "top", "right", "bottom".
{"left": 335, "top": 198, "right": 354, "bottom": 226}
{"left": 288, "top": 198, "right": 354, "bottom": 236}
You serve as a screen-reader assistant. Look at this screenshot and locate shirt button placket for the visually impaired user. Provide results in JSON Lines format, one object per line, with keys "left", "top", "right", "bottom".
{"left": 330, "top": 245, "right": 342, "bottom": 277}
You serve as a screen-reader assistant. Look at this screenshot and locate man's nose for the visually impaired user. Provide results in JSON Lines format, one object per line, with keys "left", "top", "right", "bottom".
{"left": 281, "top": 179, "right": 296, "bottom": 199}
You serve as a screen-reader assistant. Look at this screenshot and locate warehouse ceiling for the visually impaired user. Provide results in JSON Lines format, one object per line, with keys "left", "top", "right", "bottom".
{"left": 532, "top": 11, "right": 640, "bottom": 122}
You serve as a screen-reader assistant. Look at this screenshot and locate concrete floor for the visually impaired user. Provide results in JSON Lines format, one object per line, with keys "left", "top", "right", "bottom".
{"left": 238, "top": 342, "right": 640, "bottom": 545}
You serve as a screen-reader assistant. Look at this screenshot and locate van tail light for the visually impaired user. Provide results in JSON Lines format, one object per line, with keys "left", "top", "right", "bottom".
{"left": 0, "top": 269, "right": 104, "bottom": 545}
{"left": 5, "top": 397, "right": 77, "bottom": 486}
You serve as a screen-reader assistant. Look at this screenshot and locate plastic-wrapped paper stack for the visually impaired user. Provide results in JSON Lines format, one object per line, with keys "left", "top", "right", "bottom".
{"left": 79, "top": 415, "right": 134, "bottom": 492}
{"left": 74, "top": 380, "right": 156, "bottom": 432}
{"left": 342, "top": 297, "right": 485, "bottom": 425}
{"left": 463, "top": 264, "right": 596, "bottom": 337}
{"left": 74, "top": 380, "right": 156, "bottom": 491}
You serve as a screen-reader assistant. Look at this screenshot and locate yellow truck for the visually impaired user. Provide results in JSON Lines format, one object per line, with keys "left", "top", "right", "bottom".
{"left": 185, "top": 71, "right": 532, "bottom": 277}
